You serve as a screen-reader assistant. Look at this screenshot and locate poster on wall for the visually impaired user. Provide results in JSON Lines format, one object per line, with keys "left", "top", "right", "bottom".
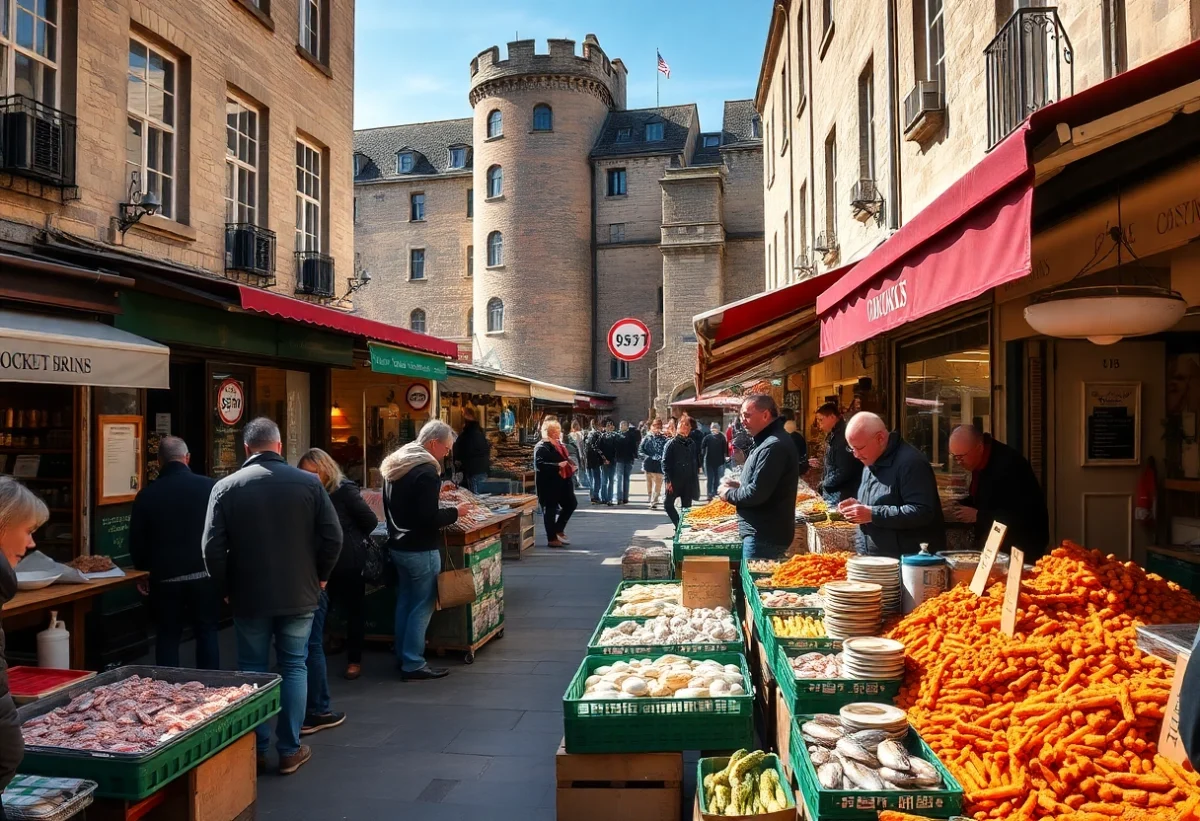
{"left": 1082, "top": 382, "right": 1141, "bottom": 466}
{"left": 97, "top": 415, "right": 143, "bottom": 505}
{"left": 211, "top": 371, "right": 251, "bottom": 480}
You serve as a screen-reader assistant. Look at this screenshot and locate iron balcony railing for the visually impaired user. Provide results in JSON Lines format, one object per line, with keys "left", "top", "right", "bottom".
{"left": 813, "top": 231, "right": 838, "bottom": 257}
{"left": 0, "top": 94, "right": 76, "bottom": 187}
{"left": 225, "top": 223, "right": 277, "bottom": 282}
{"left": 295, "top": 251, "right": 335, "bottom": 297}
{"left": 985, "top": 6, "right": 1073, "bottom": 149}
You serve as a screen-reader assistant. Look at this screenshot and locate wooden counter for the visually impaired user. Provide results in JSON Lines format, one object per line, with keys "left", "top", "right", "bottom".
{"left": 1148, "top": 545, "right": 1200, "bottom": 565}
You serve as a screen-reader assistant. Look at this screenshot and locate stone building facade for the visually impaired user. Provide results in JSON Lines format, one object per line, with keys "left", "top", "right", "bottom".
{"left": 0, "top": 0, "right": 355, "bottom": 296}
{"left": 353, "top": 35, "right": 763, "bottom": 417}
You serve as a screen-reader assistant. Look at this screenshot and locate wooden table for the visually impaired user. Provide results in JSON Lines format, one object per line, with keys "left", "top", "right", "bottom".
{"left": 3, "top": 571, "right": 148, "bottom": 668}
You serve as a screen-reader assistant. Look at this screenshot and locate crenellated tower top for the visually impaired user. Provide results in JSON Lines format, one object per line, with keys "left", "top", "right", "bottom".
{"left": 469, "top": 34, "right": 627, "bottom": 110}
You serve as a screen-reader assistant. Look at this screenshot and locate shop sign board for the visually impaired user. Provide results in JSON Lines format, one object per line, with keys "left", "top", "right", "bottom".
{"left": 216, "top": 378, "right": 246, "bottom": 426}
{"left": 369, "top": 342, "right": 448, "bottom": 380}
{"left": 608, "top": 318, "right": 652, "bottom": 362}
{"left": 406, "top": 382, "right": 431, "bottom": 411}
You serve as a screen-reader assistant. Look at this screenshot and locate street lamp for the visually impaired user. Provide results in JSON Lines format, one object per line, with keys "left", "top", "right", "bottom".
{"left": 117, "top": 171, "right": 161, "bottom": 234}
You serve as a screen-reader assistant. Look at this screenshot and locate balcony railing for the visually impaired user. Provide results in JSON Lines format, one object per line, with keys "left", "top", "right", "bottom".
{"left": 0, "top": 94, "right": 76, "bottom": 187}
{"left": 813, "top": 231, "right": 839, "bottom": 260}
{"left": 225, "top": 223, "right": 276, "bottom": 284}
{"left": 295, "top": 251, "right": 335, "bottom": 297}
{"left": 985, "top": 6, "right": 1073, "bottom": 149}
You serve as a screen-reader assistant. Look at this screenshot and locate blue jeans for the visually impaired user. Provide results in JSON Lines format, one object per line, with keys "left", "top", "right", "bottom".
{"left": 305, "top": 590, "right": 331, "bottom": 716}
{"left": 588, "top": 465, "right": 604, "bottom": 500}
{"left": 390, "top": 548, "right": 441, "bottom": 672}
{"left": 615, "top": 461, "right": 633, "bottom": 503}
{"left": 236, "top": 612, "right": 315, "bottom": 757}
{"left": 467, "top": 474, "right": 487, "bottom": 494}
{"left": 706, "top": 465, "right": 722, "bottom": 499}
{"left": 600, "top": 463, "right": 616, "bottom": 504}
{"left": 742, "top": 535, "right": 788, "bottom": 561}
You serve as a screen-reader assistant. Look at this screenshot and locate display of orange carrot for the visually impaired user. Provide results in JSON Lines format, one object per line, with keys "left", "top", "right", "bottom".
{"left": 765, "top": 552, "right": 848, "bottom": 587}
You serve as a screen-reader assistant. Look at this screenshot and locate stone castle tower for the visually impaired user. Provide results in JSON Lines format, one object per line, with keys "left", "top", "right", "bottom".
{"left": 467, "top": 35, "right": 627, "bottom": 388}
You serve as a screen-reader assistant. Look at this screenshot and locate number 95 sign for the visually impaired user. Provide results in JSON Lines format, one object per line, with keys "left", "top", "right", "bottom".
{"left": 607, "top": 318, "right": 652, "bottom": 362}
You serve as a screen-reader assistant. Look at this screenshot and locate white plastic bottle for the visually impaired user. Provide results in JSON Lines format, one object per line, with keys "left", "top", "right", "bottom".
{"left": 37, "top": 610, "right": 70, "bottom": 669}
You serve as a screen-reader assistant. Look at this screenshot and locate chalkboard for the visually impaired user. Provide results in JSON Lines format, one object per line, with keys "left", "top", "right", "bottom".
{"left": 1082, "top": 382, "right": 1140, "bottom": 466}
{"left": 94, "top": 506, "right": 133, "bottom": 563}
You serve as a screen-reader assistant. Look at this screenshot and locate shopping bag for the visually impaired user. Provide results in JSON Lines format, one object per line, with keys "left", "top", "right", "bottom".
{"left": 362, "top": 537, "right": 397, "bottom": 586}
{"left": 436, "top": 553, "right": 476, "bottom": 610}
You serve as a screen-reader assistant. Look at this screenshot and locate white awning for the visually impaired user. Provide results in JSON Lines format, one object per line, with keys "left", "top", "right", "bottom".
{"left": 0, "top": 309, "right": 170, "bottom": 389}
{"left": 530, "top": 380, "right": 577, "bottom": 403}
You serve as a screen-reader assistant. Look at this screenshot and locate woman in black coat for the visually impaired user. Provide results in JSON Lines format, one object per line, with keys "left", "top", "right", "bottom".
{"left": 662, "top": 416, "right": 701, "bottom": 526}
{"left": 534, "top": 419, "right": 578, "bottom": 547}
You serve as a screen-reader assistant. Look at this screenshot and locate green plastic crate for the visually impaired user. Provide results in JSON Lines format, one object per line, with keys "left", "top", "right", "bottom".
{"left": 562, "top": 653, "right": 754, "bottom": 753}
{"left": 759, "top": 617, "right": 841, "bottom": 667}
{"left": 588, "top": 613, "right": 745, "bottom": 657}
{"left": 17, "top": 667, "right": 281, "bottom": 801}
{"left": 771, "top": 645, "right": 902, "bottom": 714}
{"left": 697, "top": 754, "right": 796, "bottom": 816}
{"left": 604, "top": 579, "right": 682, "bottom": 618}
{"left": 790, "top": 716, "right": 964, "bottom": 819}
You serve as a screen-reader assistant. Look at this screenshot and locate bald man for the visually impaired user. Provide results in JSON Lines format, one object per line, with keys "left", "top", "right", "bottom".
{"left": 837, "top": 412, "right": 945, "bottom": 558}
{"left": 947, "top": 426, "right": 1048, "bottom": 562}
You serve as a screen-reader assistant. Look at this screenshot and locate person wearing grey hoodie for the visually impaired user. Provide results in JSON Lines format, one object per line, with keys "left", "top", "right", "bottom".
{"left": 381, "top": 421, "right": 470, "bottom": 681}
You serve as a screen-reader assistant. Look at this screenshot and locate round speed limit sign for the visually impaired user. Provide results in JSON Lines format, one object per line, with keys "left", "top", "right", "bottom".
{"left": 607, "top": 318, "right": 652, "bottom": 362}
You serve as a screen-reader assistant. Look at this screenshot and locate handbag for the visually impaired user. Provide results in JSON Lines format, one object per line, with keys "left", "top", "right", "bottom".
{"left": 436, "top": 550, "right": 476, "bottom": 610}
{"left": 362, "top": 531, "right": 397, "bottom": 587}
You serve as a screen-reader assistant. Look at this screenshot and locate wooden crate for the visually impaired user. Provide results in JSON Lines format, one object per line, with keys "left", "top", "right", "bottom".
{"left": 502, "top": 509, "right": 536, "bottom": 560}
{"left": 775, "top": 687, "right": 794, "bottom": 778}
{"left": 755, "top": 636, "right": 777, "bottom": 755}
{"left": 556, "top": 740, "right": 682, "bottom": 821}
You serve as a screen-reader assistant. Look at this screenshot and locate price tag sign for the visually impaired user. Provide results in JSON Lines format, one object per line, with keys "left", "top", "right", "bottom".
{"left": 607, "top": 318, "right": 652, "bottom": 362}
{"left": 1000, "top": 547, "right": 1024, "bottom": 637}
{"left": 970, "top": 522, "right": 1007, "bottom": 596}
{"left": 1159, "top": 649, "right": 1191, "bottom": 765}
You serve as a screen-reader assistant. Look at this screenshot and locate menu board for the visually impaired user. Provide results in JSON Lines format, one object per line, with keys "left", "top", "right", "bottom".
{"left": 1083, "top": 382, "right": 1140, "bottom": 466}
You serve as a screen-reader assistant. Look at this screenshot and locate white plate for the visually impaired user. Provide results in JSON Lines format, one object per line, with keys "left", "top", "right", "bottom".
{"left": 16, "top": 571, "right": 60, "bottom": 590}
{"left": 843, "top": 637, "right": 905, "bottom": 655}
{"left": 840, "top": 702, "right": 909, "bottom": 730}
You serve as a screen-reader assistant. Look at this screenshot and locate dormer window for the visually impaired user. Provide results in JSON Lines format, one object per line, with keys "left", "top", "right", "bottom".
{"left": 703, "top": 135, "right": 720, "bottom": 148}
{"left": 449, "top": 147, "right": 467, "bottom": 169}
{"left": 616, "top": 127, "right": 631, "bottom": 142}
{"left": 751, "top": 116, "right": 762, "bottom": 139}
{"left": 398, "top": 152, "right": 414, "bottom": 173}
{"left": 645, "top": 122, "right": 664, "bottom": 142}
{"left": 353, "top": 153, "right": 368, "bottom": 176}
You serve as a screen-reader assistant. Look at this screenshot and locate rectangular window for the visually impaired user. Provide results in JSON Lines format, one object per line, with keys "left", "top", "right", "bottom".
{"left": 702, "top": 134, "right": 720, "bottom": 148}
{"left": 1101, "top": 0, "right": 1128, "bottom": 79}
{"left": 798, "top": 182, "right": 808, "bottom": 267}
{"left": 466, "top": 245, "right": 473, "bottom": 277}
{"left": 823, "top": 128, "right": 836, "bottom": 235}
{"left": 398, "top": 152, "right": 413, "bottom": 173}
{"left": 773, "top": 232, "right": 779, "bottom": 288}
{"left": 924, "top": 0, "right": 945, "bottom": 88}
{"left": 610, "top": 358, "right": 630, "bottom": 382}
{"left": 410, "top": 192, "right": 425, "bottom": 221}
{"left": 783, "top": 212, "right": 790, "bottom": 286}
{"left": 410, "top": 248, "right": 425, "bottom": 280}
{"left": 466, "top": 188, "right": 473, "bottom": 218}
{"left": 796, "top": 7, "right": 805, "bottom": 109}
{"left": 606, "top": 168, "right": 626, "bottom": 196}
{"left": 0, "top": 0, "right": 59, "bottom": 105}
{"left": 780, "top": 65, "right": 788, "bottom": 149}
{"left": 616, "top": 127, "right": 631, "bottom": 142}
{"left": 645, "top": 122, "right": 663, "bottom": 142}
{"left": 609, "top": 223, "right": 625, "bottom": 243}
{"left": 127, "top": 37, "right": 177, "bottom": 219}
{"left": 225, "top": 96, "right": 258, "bottom": 224}
{"left": 295, "top": 138, "right": 322, "bottom": 252}
{"left": 858, "top": 60, "right": 875, "bottom": 180}
{"left": 657, "top": 286, "right": 664, "bottom": 314}
{"left": 299, "top": 0, "right": 320, "bottom": 57}
{"left": 353, "top": 196, "right": 357, "bottom": 223}
{"left": 449, "top": 146, "right": 466, "bottom": 168}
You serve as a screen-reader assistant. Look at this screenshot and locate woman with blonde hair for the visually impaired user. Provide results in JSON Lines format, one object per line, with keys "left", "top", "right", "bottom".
{"left": 0, "top": 478, "right": 48, "bottom": 803}
{"left": 533, "top": 418, "right": 578, "bottom": 548}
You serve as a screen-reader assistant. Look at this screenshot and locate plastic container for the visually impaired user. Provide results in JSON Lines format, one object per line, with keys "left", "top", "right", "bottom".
{"left": 36, "top": 612, "right": 69, "bottom": 670}
{"left": 771, "top": 645, "right": 902, "bottom": 714}
{"left": 901, "top": 544, "right": 948, "bottom": 615}
{"left": 587, "top": 614, "right": 744, "bottom": 657}
{"left": 697, "top": 754, "right": 795, "bottom": 820}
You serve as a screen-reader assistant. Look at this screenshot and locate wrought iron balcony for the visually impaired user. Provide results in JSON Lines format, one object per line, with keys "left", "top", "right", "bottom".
{"left": 985, "top": 6, "right": 1073, "bottom": 149}
{"left": 793, "top": 253, "right": 815, "bottom": 279}
{"left": 814, "top": 231, "right": 839, "bottom": 259}
{"left": 0, "top": 94, "right": 76, "bottom": 187}
{"left": 295, "top": 251, "right": 335, "bottom": 297}
{"left": 225, "top": 223, "right": 276, "bottom": 284}
{"left": 851, "top": 179, "right": 884, "bottom": 223}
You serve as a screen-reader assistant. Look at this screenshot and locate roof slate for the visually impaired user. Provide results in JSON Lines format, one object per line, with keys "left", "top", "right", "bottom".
{"left": 590, "top": 104, "right": 696, "bottom": 158}
{"left": 353, "top": 118, "right": 474, "bottom": 181}
{"left": 721, "top": 100, "right": 762, "bottom": 147}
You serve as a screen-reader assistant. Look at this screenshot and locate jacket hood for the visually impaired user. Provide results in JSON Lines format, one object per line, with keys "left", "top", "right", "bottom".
{"left": 381, "top": 442, "right": 440, "bottom": 483}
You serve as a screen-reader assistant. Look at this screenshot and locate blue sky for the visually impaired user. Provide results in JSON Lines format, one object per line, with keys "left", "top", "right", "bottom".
{"left": 354, "top": 0, "right": 770, "bottom": 131}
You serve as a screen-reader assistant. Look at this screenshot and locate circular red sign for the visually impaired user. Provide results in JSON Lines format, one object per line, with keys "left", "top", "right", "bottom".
{"left": 607, "top": 318, "right": 652, "bottom": 362}
{"left": 216, "top": 378, "right": 245, "bottom": 426}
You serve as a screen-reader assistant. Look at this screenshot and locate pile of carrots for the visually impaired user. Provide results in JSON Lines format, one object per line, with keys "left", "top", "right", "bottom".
{"left": 888, "top": 541, "right": 1200, "bottom": 820}
{"left": 766, "top": 552, "right": 849, "bottom": 587}
{"left": 683, "top": 498, "right": 737, "bottom": 526}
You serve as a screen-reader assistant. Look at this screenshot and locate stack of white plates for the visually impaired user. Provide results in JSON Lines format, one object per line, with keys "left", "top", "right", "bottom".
{"left": 821, "top": 581, "right": 882, "bottom": 639}
{"left": 842, "top": 636, "right": 906, "bottom": 680}
{"left": 846, "top": 556, "right": 902, "bottom": 615}
{"left": 840, "top": 702, "right": 910, "bottom": 739}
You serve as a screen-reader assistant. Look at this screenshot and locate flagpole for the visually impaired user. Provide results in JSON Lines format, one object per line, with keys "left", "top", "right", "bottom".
{"left": 656, "top": 48, "right": 660, "bottom": 109}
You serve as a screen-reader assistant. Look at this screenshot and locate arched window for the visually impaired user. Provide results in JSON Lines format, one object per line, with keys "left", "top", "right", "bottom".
{"left": 467, "top": 308, "right": 474, "bottom": 337}
{"left": 532, "top": 104, "right": 552, "bottom": 131}
{"left": 486, "top": 165, "right": 502, "bottom": 198}
{"left": 487, "top": 298, "right": 504, "bottom": 333}
{"left": 487, "top": 231, "right": 503, "bottom": 266}
{"left": 410, "top": 309, "right": 426, "bottom": 334}
{"left": 487, "top": 109, "right": 502, "bottom": 138}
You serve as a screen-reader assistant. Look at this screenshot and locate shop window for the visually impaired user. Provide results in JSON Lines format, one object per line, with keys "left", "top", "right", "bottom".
{"left": 897, "top": 319, "right": 990, "bottom": 486}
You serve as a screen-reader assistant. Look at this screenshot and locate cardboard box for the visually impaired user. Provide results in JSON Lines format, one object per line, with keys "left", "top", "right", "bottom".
{"left": 683, "top": 556, "right": 732, "bottom": 610}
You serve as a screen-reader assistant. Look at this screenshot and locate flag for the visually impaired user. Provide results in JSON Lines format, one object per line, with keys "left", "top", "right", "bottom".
{"left": 657, "top": 51, "right": 671, "bottom": 79}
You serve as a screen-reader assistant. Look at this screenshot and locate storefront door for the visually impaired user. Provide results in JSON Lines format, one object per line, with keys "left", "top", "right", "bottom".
{"left": 1053, "top": 340, "right": 1164, "bottom": 560}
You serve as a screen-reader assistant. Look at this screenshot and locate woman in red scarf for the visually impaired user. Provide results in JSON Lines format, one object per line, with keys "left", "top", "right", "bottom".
{"left": 533, "top": 418, "right": 579, "bottom": 548}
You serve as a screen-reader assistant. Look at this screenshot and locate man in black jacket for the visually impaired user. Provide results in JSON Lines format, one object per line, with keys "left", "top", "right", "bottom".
{"left": 597, "top": 419, "right": 618, "bottom": 506}
{"left": 701, "top": 422, "right": 728, "bottom": 500}
{"left": 662, "top": 417, "right": 701, "bottom": 525}
{"left": 452, "top": 408, "right": 491, "bottom": 494}
{"left": 613, "top": 421, "right": 640, "bottom": 505}
{"left": 780, "top": 409, "right": 809, "bottom": 475}
{"left": 812, "top": 403, "right": 863, "bottom": 504}
{"left": 948, "top": 426, "right": 1049, "bottom": 562}
{"left": 381, "top": 421, "right": 470, "bottom": 682}
{"left": 719, "top": 396, "right": 800, "bottom": 559}
{"left": 584, "top": 421, "right": 605, "bottom": 503}
{"left": 130, "top": 436, "right": 219, "bottom": 670}
{"left": 202, "top": 418, "right": 343, "bottom": 775}
{"left": 838, "top": 412, "right": 945, "bottom": 558}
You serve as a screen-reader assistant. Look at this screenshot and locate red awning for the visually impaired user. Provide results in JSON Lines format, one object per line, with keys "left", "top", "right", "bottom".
{"left": 671, "top": 392, "right": 744, "bottom": 410}
{"left": 237, "top": 286, "right": 459, "bottom": 359}
{"left": 816, "top": 38, "right": 1200, "bottom": 357}
{"left": 694, "top": 265, "right": 851, "bottom": 393}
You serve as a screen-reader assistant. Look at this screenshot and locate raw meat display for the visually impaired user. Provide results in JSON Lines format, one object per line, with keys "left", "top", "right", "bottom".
{"left": 21, "top": 675, "right": 256, "bottom": 754}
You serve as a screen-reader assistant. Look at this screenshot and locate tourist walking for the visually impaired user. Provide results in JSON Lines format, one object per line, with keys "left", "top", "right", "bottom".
{"left": 566, "top": 420, "right": 586, "bottom": 490}
{"left": 640, "top": 419, "right": 668, "bottom": 509}
{"left": 662, "top": 416, "right": 701, "bottom": 526}
{"left": 614, "top": 420, "right": 639, "bottom": 505}
{"left": 598, "top": 419, "right": 618, "bottom": 506}
{"left": 202, "top": 418, "right": 343, "bottom": 775}
{"left": 452, "top": 407, "right": 490, "bottom": 494}
{"left": 534, "top": 419, "right": 578, "bottom": 547}
{"left": 701, "top": 422, "right": 728, "bottom": 501}
{"left": 381, "top": 421, "right": 470, "bottom": 681}
{"left": 129, "top": 436, "right": 221, "bottom": 670}
{"left": 585, "top": 421, "right": 607, "bottom": 503}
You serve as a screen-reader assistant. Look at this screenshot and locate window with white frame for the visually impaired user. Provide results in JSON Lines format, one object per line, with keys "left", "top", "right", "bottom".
{"left": 299, "top": 0, "right": 320, "bottom": 57}
{"left": 127, "top": 37, "right": 176, "bottom": 219}
{"left": 449, "top": 146, "right": 466, "bottom": 169}
{"left": 615, "top": 127, "right": 631, "bottom": 142}
{"left": 923, "top": 0, "right": 945, "bottom": 89}
{"left": 397, "top": 152, "right": 414, "bottom": 173}
{"left": 486, "top": 109, "right": 502, "bottom": 138}
{"left": 410, "top": 248, "right": 425, "bottom": 279}
{"left": 486, "top": 165, "right": 502, "bottom": 198}
{"left": 487, "top": 231, "right": 502, "bottom": 266}
{"left": 225, "top": 97, "right": 258, "bottom": 224}
{"left": 295, "top": 139, "right": 322, "bottom": 252}
{"left": 410, "top": 192, "right": 425, "bottom": 221}
{"left": 0, "top": 0, "right": 60, "bottom": 106}
{"left": 823, "top": 128, "right": 836, "bottom": 236}
{"left": 410, "top": 308, "right": 426, "bottom": 333}
{"left": 858, "top": 60, "right": 875, "bottom": 180}
{"left": 487, "top": 297, "right": 503, "bottom": 332}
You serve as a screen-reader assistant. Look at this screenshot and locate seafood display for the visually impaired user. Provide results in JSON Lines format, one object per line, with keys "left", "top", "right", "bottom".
{"left": 596, "top": 609, "right": 738, "bottom": 647}
{"left": 789, "top": 651, "right": 844, "bottom": 679}
{"left": 759, "top": 590, "right": 823, "bottom": 608}
{"left": 439, "top": 484, "right": 495, "bottom": 531}
{"left": 800, "top": 714, "right": 944, "bottom": 792}
{"left": 611, "top": 583, "right": 681, "bottom": 616}
{"left": 579, "top": 655, "right": 747, "bottom": 699}
{"left": 745, "top": 559, "right": 783, "bottom": 573}
{"left": 679, "top": 521, "right": 741, "bottom": 543}
{"left": 21, "top": 676, "right": 256, "bottom": 754}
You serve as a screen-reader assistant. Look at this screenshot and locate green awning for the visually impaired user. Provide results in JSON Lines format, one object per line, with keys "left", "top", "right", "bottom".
{"left": 368, "top": 343, "right": 447, "bottom": 380}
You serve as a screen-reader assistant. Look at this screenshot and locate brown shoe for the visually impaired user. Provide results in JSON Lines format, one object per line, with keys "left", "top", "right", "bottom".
{"left": 344, "top": 664, "right": 362, "bottom": 680}
{"left": 557, "top": 533, "right": 571, "bottom": 545}
{"left": 547, "top": 540, "right": 564, "bottom": 548}
{"left": 279, "top": 745, "right": 312, "bottom": 775}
